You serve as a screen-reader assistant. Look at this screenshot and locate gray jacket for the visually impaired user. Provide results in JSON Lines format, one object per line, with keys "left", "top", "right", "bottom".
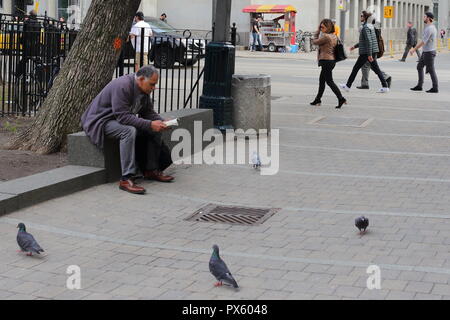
{"left": 81, "top": 74, "right": 163, "bottom": 149}
{"left": 354, "top": 22, "right": 379, "bottom": 55}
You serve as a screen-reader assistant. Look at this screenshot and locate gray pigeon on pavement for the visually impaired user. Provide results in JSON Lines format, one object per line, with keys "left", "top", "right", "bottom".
{"left": 16, "top": 223, "right": 44, "bottom": 256}
{"left": 209, "top": 244, "right": 239, "bottom": 289}
{"left": 355, "top": 216, "right": 369, "bottom": 235}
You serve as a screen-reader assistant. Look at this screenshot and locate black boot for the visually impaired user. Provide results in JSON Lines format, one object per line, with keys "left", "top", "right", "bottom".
{"left": 310, "top": 98, "right": 321, "bottom": 106}
{"left": 336, "top": 97, "right": 347, "bottom": 109}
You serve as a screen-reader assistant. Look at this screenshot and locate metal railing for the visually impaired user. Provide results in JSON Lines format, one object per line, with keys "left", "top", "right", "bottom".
{"left": 0, "top": 22, "right": 212, "bottom": 117}
{"left": 0, "top": 14, "right": 77, "bottom": 117}
{"left": 115, "top": 28, "right": 209, "bottom": 114}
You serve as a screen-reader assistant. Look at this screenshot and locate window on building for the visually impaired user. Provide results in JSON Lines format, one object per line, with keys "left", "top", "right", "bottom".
{"left": 58, "top": 0, "right": 80, "bottom": 22}
{"left": 58, "top": 0, "right": 91, "bottom": 25}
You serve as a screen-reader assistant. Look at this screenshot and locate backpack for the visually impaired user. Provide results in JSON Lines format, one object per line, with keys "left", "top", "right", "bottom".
{"left": 374, "top": 27, "right": 384, "bottom": 58}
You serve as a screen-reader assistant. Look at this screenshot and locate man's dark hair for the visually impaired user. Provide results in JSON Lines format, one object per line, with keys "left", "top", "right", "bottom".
{"left": 161, "top": 13, "right": 167, "bottom": 18}
{"left": 425, "top": 12, "right": 434, "bottom": 21}
{"left": 135, "top": 11, "right": 144, "bottom": 21}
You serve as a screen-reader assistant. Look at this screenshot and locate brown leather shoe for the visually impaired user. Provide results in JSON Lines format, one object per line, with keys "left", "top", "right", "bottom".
{"left": 144, "top": 170, "right": 174, "bottom": 182}
{"left": 119, "top": 179, "right": 146, "bottom": 194}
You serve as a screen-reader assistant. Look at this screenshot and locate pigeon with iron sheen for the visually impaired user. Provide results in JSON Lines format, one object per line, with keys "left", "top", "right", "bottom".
{"left": 355, "top": 216, "right": 369, "bottom": 234}
{"left": 209, "top": 245, "right": 239, "bottom": 289}
{"left": 16, "top": 223, "right": 44, "bottom": 256}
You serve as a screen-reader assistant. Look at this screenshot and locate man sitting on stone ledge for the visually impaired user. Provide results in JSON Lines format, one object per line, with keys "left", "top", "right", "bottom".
{"left": 81, "top": 65, "right": 174, "bottom": 195}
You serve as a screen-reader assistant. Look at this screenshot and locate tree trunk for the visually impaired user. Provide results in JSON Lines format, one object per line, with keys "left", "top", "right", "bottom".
{"left": 7, "top": 0, "right": 142, "bottom": 154}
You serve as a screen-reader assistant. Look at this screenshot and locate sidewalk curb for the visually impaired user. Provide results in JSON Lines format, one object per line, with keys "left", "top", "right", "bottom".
{"left": 0, "top": 165, "right": 106, "bottom": 216}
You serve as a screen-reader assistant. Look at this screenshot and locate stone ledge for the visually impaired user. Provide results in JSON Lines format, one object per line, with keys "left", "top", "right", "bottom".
{"left": 0, "top": 109, "right": 214, "bottom": 216}
{"left": 0, "top": 166, "right": 106, "bottom": 216}
{"left": 68, "top": 108, "right": 214, "bottom": 182}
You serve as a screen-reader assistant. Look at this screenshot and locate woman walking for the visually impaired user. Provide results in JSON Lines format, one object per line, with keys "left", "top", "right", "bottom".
{"left": 310, "top": 19, "right": 347, "bottom": 109}
{"left": 340, "top": 11, "right": 389, "bottom": 93}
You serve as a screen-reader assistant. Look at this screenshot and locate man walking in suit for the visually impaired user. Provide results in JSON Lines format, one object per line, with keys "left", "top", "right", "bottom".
{"left": 399, "top": 21, "right": 420, "bottom": 61}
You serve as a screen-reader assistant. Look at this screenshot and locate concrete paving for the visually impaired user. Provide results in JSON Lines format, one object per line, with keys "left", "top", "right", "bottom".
{"left": 1, "top": 51, "right": 450, "bottom": 300}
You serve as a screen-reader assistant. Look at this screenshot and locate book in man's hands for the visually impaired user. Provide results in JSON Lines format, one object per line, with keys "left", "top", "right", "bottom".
{"left": 164, "top": 118, "right": 179, "bottom": 127}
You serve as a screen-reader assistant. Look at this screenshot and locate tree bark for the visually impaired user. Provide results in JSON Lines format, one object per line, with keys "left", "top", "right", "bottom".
{"left": 7, "top": 0, "right": 142, "bottom": 154}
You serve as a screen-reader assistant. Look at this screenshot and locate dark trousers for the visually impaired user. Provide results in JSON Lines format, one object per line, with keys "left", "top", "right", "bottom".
{"left": 346, "top": 54, "right": 388, "bottom": 88}
{"left": 104, "top": 120, "right": 172, "bottom": 177}
{"left": 417, "top": 51, "right": 438, "bottom": 90}
{"left": 401, "top": 44, "right": 421, "bottom": 61}
{"left": 135, "top": 130, "right": 172, "bottom": 173}
{"left": 316, "top": 60, "right": 343, "bottom": 100}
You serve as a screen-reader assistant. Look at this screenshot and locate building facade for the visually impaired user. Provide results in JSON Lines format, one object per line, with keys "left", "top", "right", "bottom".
{"left": 0, "top": 0, "right": 436, "bottom": 47}
{"left": 433, "top": 0, "right": 450, "bottom": 33}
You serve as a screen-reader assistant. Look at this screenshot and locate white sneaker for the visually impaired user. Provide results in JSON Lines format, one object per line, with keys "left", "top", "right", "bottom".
{"left": 339, "top": 84, "right": 350, "bottom": 92}
{"left": 377, "top": 87, "right": 390, "bottom": 93}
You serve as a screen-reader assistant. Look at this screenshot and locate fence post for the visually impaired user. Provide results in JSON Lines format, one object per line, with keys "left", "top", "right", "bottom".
{"left": 140, "top": 27, "right": 145, "bottom": 68}
{"left": 389, "top": 40, "right": 394, "bottom": 58}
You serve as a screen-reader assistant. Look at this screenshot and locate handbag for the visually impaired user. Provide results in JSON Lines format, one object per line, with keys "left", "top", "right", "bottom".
{"left": 334, "top": 38, "right": 347, "bottom": 62}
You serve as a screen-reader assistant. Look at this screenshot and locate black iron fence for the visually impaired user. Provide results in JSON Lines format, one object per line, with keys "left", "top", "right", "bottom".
{"left": 0, "top": 14, "right": 77, "bottom": 116}
{"left": 116, "top": 28, "right": 209, "bottom": 114}
{"left": 0, "top": 18, "right": 238, "bottom": 117}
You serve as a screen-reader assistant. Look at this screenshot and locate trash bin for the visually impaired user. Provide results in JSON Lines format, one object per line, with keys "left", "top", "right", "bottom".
{"left": 231, "top": 74, "right": 271, "bottom": 133}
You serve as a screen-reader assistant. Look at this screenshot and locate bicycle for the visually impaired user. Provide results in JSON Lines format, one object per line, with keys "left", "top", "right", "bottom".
{"left": 14, "top": 56, "right": 61, "bottom": 114}
{"left": 296, "top": 30, "right": 317, "bottom": 53}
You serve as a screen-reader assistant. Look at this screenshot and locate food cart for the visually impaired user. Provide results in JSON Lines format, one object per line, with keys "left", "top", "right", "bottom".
{"left": 242, "top": 4, "right": 297, "bottom": 52}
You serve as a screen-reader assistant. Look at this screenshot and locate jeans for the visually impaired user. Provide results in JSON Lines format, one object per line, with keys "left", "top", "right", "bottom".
{"left": 315, "top": 60, "right": 343, "bottom": 100}
{"left": 361, "top": 62, "right": 390, "bottom": 87}
{"left": 346, "top": 54, "right": 388, "bottom": 88}
{"left": 103, "top": 120, "right": 172, "bottom": 177}
{"left": 417, "top": 51, "right": 438, "bottom": 90}
{"left": 251, "top": 32, "right": 262, "bottom": 51}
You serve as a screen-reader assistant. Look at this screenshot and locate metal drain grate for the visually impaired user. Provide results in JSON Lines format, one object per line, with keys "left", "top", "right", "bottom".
{"left": 186, "top": 204, "right": 280, "bottom": 226}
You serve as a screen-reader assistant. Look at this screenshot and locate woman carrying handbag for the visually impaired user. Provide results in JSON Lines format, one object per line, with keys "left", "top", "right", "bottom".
{"left": 310, "top": 19, "right": 347, "bottom": 109}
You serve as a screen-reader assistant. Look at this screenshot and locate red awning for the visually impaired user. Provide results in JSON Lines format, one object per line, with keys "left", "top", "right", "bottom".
{"left": 242, "top": 4, "right": 297, "bottom": 14}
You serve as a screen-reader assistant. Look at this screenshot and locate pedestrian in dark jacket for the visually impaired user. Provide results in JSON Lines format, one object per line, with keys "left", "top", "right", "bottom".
{"left": 16, "top": 10, "right": 42, "bottom": 76}
{"left": 81, "top": 66, "right": 174, "bottom": 195}
{"left": 340, "top": 11, "right": 389, "bottom": 93}
{"left": 310, "top": 19, "right": 346, "bottom": 109}
{"left": 400, "top": 21, "right": 420, "bottom": 61}
{"left": 357, "top": 17, "right": 392, "bottom": 90}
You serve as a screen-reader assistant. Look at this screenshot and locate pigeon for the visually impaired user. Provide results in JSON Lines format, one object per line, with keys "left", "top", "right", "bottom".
{"left": 252, "top": 151, "right": 261, "bottom": 170}
{"left": 16, "top": 223, "right": 44, "bottom": 256}
{"left": 209, "top": 244, "right": 239, "bottom": 290}
{"left": 355, "top": 216, "right": 369, "bottom": 235}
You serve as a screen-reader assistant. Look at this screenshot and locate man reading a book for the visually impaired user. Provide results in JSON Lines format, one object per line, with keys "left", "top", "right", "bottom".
{"left": 81, "top": 65, "right": 174, "bottom": 194}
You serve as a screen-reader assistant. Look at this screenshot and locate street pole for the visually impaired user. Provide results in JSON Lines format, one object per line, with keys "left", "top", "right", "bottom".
{"left": 199, "top": 0, "right": 235, "bottom": 131}
{"left": 340, "top": 9, "right": 346, "bottom": 44}
{"left": 338, "top": 0, "right": 348, "bottom": 44}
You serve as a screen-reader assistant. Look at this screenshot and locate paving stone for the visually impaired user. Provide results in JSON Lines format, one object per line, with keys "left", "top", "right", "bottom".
{"left": 432, "top": 284, "right": 450, "bottom": 296}
{"left": 2, "top": 55, "right": 450, "bottom": 302}
{"left": 333, "top": 286, "right": 364, "bottom": 298}
{"left": 404, "top": 281, "right": 434, "bottom": 294}
{"left": 34, "top": 285, "right": 67, "bottom": 299}
{"left": 386, "top": 290, "right": 417, "bottom": 300}
{"left": 9, "top": 281, "right": 45, "bottom": 294}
